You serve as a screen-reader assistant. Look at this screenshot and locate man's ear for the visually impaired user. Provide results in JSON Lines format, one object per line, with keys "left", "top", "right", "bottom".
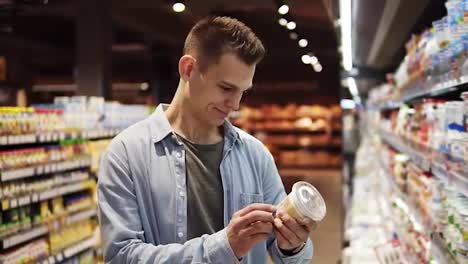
{"left": 179, "top": 55, "right": 196, "bottom": 81}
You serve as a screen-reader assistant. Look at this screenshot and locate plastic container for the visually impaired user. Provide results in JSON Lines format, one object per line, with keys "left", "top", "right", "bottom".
{"left": 276, "top": 181, "right": 326, "bottom": 222}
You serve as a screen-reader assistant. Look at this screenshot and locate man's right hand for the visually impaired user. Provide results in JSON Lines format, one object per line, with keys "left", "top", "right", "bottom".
{"left": 227, "top": 203, "right": 275, "bottom": 258}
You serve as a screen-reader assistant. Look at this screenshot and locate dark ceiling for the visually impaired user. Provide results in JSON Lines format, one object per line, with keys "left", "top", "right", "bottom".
{"left": 0, "top": 0, "right": 342, "bottom": 105}
{"left": 1, "top": 0, "right": 447, "bottom": 105}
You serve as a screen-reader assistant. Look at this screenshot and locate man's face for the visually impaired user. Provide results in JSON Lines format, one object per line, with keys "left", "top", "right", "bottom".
{"left": 188, "top": 53, "right": 256, "bottom": 127}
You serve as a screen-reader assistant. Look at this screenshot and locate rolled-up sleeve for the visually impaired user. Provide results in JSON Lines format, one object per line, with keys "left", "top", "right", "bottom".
{"left": 97, "top": 139, "right": 240, "bottom": 264}
{"left": 258, "top": 146, "right": 314, "bottom": 263}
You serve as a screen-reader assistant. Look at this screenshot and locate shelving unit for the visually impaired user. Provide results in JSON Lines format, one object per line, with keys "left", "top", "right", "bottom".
{"left": 40, "top": 235, "right": 97, "bottom": 264}
{"left": 1, "top": 156, "right": 91, "bottom": 182}
{"left": 360, "top": 75, "right": 468, "bottom": 262}
{"left": 1, "top": 130, "right": 116, "bottom": 263}
{"left": 0, "top": 129, "right": 121, "bottom": 147}
{"left": 231, "top": 104, "right": 342, "bottom": 173}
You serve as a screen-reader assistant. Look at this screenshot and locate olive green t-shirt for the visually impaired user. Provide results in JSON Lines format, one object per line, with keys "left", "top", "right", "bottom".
{"left": 176, "top": 134, "right": 225, "bottom": 240}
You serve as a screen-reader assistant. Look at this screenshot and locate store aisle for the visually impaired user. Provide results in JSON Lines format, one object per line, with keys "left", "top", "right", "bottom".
{"left": 281, "top": 169, "right": 343, "bottom": 264}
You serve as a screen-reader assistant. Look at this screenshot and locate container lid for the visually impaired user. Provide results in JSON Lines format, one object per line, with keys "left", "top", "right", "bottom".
{"left": 291, "top": 181, "right": 326, "bottom": 221}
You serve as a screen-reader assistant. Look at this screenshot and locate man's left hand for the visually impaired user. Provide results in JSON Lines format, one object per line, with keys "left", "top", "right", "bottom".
{"left": 273, "top": 210, "right": 317, "bottom": 252}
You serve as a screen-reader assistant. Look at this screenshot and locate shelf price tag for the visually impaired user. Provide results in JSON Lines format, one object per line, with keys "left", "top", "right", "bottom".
{"left": 0, "top": 136, "right": 7, "bottom": 145}
{"left": 18, "top": 196, "right": 30, "bottom": 206}
{"left": 10, "top": 199, "right": 18, "bottom": 208}
{"left": 2, "top": 199, "right": 9, "bottom": 210}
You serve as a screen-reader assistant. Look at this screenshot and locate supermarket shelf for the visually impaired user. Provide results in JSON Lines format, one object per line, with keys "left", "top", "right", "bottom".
{"left": 0, "top": 128, "right": 121, "bottom": 147}
{"left": 401, "top": 77, "right": 467, "bottom": 102}
{"left": 1, "top": 180, "right": 95, "bottom": 210}
{"left": 65, "top": 207, "right": 97, "bottom": 225}
{"left": 431, "top": 161, "right": 451, "bottom": 184}
{"left": 0, "top": 225, "right": 49, "bottom": 250}
{"left": 272, "top": 143, "right": 342, "bottom": 149}
{"left": 379, "top": 130, "right": 431, "bottom": 172}
{"left": 279, "top": 168, "right": 341, "bottom": 178}
{"left": 379, "top": 130, "right": 468, "bottom": 196}
{"left": 431, "top": 232, "right": 458, "bottom": 264}
{"left": 239, "top": 115, "right": 339, "bottom": 121}
{"left": 449, "top": 170, "right": 468, "bottom": 198}
{"left": 279, "top": 164, "right": 342, "bottom": 170}
{"left": 379, "top": 157, "right": 459, "bottom": 263}
{"left": 0, "top": 156, "right": 92, "bottom": 182}
{"left": 247, "top": 127, "right": 340, "bottom": 134}
{"left": 40, "top": 236, "right": 97, "bottom": 264}
{"left": 0, "top": 207, "right": 97, "bottom": 250}
{"left": 369, "top": 75, "right": 468, "bottom": 110}
{"left": 379, "top": 158, "right": 426, "bottom": 231}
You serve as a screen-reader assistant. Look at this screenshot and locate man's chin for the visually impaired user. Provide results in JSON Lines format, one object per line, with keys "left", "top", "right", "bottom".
{"left": 212, "top": 118, "right": 225, "bottom": 127}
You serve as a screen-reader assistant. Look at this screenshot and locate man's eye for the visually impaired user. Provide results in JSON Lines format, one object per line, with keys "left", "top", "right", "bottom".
{"left": 220, "top": 86, "right": 231, "bottom": 91}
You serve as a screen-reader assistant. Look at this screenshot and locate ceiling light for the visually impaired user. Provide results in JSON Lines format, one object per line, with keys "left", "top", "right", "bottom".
{"left": 301, "top": 54, "right": 312, "bottom": 64}
{"left": 347, "top": 77, "right": 358, "bottom": 97}
{"left": 278, "top": 4, "right": 289, "bottom": 15}
{"left": 286, "top": 21, "right": 296, "bottom": 30}
{"left": 140, "top": 82, "right": 149, "bottom": 91}
{"left": 298, "top": 39, "right": 308, "bottom": 48}
{"left": 310, "top": 55, "right": 318, "bottom": 65}
{"left": 340, "top": 0, "right": 352, "bottom": 70}
{"left": 313, "top": 63, "right": 323, "bottom": 72}
{"left": 279, "top": 18, "right": 288, "bottom": 26}
{"left": 172, "top": 2, "right": 186, "bottom": 13}
{"left": 289, "top": 32, "right": 298, "bottom": 40}
{"left": 340, "top": 99, "right": 356, "bottom": 109}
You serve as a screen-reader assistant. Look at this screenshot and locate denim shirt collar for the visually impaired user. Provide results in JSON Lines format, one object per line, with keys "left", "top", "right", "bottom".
{"left": 148, "top": 104, "right": 242, "bottom": 146}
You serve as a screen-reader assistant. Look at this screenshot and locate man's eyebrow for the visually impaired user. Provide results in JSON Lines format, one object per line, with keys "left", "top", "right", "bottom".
{"left": 219, "top": 80, "right": 253, "bottom": 90}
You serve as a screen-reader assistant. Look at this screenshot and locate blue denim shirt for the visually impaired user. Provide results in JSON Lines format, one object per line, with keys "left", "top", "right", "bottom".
{"left": 97, "top": 104, "right": 314, "bottom": 264}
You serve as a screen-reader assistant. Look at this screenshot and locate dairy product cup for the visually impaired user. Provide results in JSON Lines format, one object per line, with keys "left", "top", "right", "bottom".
{"left": 276, "top": 181, "right": 326, "bottom": 222}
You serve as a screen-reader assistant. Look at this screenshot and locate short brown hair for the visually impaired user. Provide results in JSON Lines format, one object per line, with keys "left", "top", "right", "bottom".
{"left": 183, "top": 16, "right": 265, "bottom": 71}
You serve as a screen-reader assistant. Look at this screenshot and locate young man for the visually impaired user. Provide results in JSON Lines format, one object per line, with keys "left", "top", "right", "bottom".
{"left": 98, "top": 16, "right": 314, "bottom": 263}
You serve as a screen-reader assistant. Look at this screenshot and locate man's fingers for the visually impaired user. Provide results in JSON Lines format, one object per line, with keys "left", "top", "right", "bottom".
{"left": 239, "top": 222, "right": 273, "bottom": 237}
{"left": 278, "top": 212, "right": 310, "bottom": 241}
{"left": 274, "top": 229, "right": 292, "bottom": 248}
{"left": 249, "top": 233, "right": 270, "bottom": 245}
{"left": 297, "top": 218, "right": 317, "bottom": 231}
{"left": 236, "top": 210, "right": 274, "bottom": 228}
{"left": 273, "top": 218, "right": 302, "bottom": 246}
{"left": 237, "top": 203, "right": 275, "bottom": 217}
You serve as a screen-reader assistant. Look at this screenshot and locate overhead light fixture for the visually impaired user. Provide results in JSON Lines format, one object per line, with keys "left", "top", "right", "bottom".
{"left": 340, "top": 99, "right": 356, "bottom": 109}
{"left": 313, "top": 63, "right": 323, "bottom": 72}
{"left": 347, "top": 77, "right": 358, "bottom": 97}
{"left": 286, "top": 21, "right": 296, "bottom": 30}
{"left": 140, "top": 82, "right": 149, "bottom": 91}
{"left": 289, "top": 32, "right": 298, "bottom": 40}
{"left": 278, "top": 4, "right": 289, "bottom": 15}
{"left": 301, "top": 54, "right": 312, "bottom": 64}
{"left": 298, "top": 39, "right": 308, "bottom": 48}
{"left": 278, "top": 18, "right": 288, "bottom": 26}
{"left": 310, "top": 55, "right": 318, "bottom": 65}
{"left": 340, "top": 0, "right": 352, "bottom": 70}
{"left": 172, "top": 2, "right": 186, "bottom": 13}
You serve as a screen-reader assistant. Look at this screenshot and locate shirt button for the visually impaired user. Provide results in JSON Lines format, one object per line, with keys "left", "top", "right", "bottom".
{"left": 178, "top": 232, "right": 184, "bottom": 238}
{"left": 179, "top": 191, "right": 184, "bottom": 196}
{"left": 177, "top": 151, "right": 183, "bottom": 158}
